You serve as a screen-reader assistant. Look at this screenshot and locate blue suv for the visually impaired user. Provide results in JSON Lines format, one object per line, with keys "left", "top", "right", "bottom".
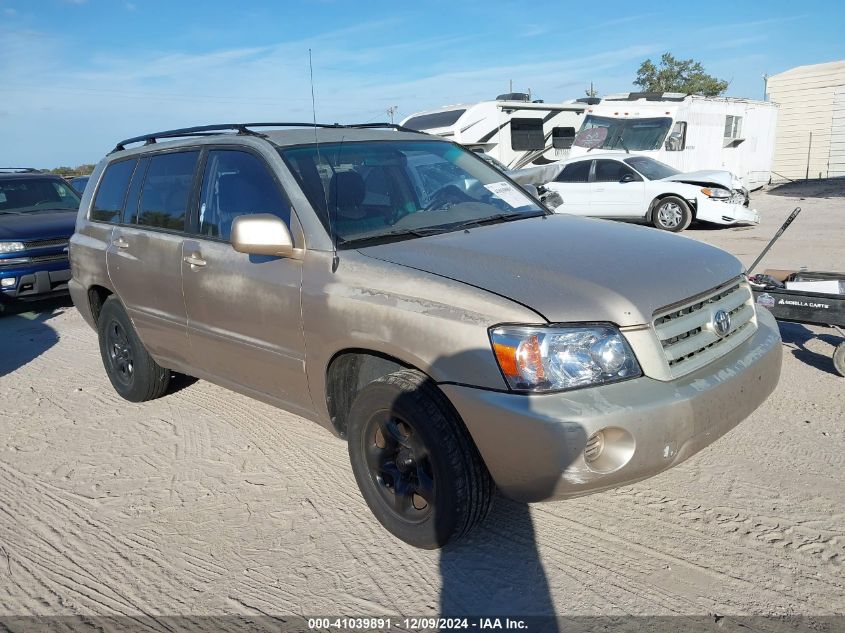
{"left": 0, "top": 168, "right": 80, "bottom": 304}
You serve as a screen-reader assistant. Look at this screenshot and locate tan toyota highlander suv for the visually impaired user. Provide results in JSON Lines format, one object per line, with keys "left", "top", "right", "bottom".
{"left": 69, "top": 123, "right": 782, "bottom": 548}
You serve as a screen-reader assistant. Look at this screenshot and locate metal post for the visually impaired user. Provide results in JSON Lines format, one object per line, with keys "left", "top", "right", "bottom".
{"left": 806, "top": 131, "right": 812, "bottom": 180}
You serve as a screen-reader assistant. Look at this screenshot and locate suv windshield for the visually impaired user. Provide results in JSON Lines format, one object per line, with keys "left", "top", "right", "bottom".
{"left": 573, "top": 115, "right": 673, "bottom": 151}
{"left": 281, "top": 140, "right": 545, "bottom": 246}
{"left": 623, "top": 156, "right": 681, "bottom": 180}
{"left": 0, "top": 177, "right": 81, "bottom": 214}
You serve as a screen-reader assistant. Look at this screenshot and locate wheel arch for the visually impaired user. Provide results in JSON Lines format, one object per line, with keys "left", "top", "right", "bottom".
{"left": 87, "top": 284, "right": 114, "bottom": 324}
{"left": 647, "top": 192, "right": 697, "bottom": 223}
{"left": 325, "top": 348, "right": 436, "bottom": 439}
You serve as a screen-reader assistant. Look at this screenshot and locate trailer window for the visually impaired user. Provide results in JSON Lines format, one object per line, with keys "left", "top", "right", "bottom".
{"left": 574, "top": 115, "right": 672, "bottom": 151}
{"left": 404, "top": 109, "right": 466, "bottom": 131}
{"left": 511, "top": 118, "right": 545, "bottom": 151}
{"left": 724, "top": 115, "right": 744, "bottom": 147}
{"left": 665, "top": 121, "right": 687, "bottom": 151}
{"left": 552, "top": 126, "right": 576, "bottom": 150}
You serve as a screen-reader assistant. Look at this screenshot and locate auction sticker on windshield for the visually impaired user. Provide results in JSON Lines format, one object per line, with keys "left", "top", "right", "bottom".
{"left": 484, "top": 181, "right": 527, "bottom": 208}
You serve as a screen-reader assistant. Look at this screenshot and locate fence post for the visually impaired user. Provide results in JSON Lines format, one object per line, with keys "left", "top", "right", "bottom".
{"left": 805, "top": 131, "right": 812, "bottom": 180}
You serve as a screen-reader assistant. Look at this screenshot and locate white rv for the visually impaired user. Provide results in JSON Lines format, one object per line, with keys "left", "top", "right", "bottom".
{"left": 568, "top": 93, "right": 778, "bottom": 190}
{"left": 401, "top": 94, "right": 586, "bottom": 170}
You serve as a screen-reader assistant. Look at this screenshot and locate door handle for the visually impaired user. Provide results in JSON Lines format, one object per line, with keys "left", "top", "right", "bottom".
{"left": 183, "top": 253, "right": 207, "bottom": 268}
{"left": 114, "top": 237, "right": 130, "bottom": 249}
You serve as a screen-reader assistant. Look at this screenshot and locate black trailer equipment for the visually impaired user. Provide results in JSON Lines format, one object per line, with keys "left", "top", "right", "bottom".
{"left": 747, "top": 207, "right": 845, "bottom": 376}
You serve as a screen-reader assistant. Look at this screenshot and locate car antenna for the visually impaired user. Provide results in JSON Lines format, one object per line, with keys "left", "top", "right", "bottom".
{"left": 309, "top": 48, "right": 339, "bottom": 273}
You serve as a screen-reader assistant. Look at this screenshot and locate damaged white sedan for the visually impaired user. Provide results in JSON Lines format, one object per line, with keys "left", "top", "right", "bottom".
{"left": 511, "top": 153, "right": 758, "bottom": 232}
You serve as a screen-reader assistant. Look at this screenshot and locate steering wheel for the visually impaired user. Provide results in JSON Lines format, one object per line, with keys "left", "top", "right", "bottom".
{"left": 423, "top": 184, "right": 474, "bottom": 212}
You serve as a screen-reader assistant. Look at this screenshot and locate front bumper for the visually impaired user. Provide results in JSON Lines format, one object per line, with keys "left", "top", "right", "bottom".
{"left": 695, "top": 196, "right": 759, "bottom": 225}
{"left": 0, "top": 265, "right": 71, "bottom": 302}
{"left": 441, "top": 309, "right": 782, "bottom": 503}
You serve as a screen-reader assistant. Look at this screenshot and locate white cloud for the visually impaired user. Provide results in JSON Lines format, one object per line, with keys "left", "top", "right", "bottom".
{"left": 0, "top": 19, "right": 659, "bottom": 166}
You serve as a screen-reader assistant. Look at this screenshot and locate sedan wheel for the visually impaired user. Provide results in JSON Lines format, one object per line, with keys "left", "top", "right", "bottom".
{"left": 652, "top": 196, "right": 692, "bottom": 232}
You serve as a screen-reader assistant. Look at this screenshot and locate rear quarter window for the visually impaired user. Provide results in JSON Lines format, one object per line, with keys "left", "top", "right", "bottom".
{"left": 91, "top": 160, "right": 136, "bottom": 222}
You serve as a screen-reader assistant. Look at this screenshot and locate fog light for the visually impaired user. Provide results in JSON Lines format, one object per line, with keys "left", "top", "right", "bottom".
{"left": 584, "top": 430, "right": 605, "bottom": 464}
{"left": 0, "top": 277, "right": 16, "bottom": 289}
{"left": 583, "top": 427, "right": 636, "bottom": 474}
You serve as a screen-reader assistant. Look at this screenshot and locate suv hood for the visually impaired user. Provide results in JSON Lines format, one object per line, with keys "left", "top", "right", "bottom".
{"left": 661, "top": 169, "right": 737, "bottom": 190}
{"left": 0, "top": 210, "right": 77, "bottom": 241}
{"left": 358, "top": 214, "right": 742, "bottom": 326}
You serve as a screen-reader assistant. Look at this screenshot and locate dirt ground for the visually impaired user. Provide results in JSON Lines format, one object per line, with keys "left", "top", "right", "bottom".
{"left": 0, "top": 182, "right": 843, "bottom": 621}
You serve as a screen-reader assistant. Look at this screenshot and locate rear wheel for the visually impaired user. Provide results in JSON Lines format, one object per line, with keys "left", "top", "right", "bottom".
{"left": 833, "top": 342, "right": 845, "bottom": 377}
{"left": 347, "top": 369, "right": 494, "bottom": 549}
{"left": 651, "top": 196, "right": 692, "bottom": 232}
{"left": 97, "top": 296, "right": 170, "bottom": 402}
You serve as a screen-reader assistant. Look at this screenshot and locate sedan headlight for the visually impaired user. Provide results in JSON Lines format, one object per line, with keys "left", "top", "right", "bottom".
{"left": 490, "top": 325, "right": 641, "bottom": 392}
{"left": 0, "top": 241, "right": 25, "bottom": 254}
{"left": 700, "top": 187, "right": 731, "bottom": 199}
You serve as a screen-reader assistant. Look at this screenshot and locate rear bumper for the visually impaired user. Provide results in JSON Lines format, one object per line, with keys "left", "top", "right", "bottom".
{"left": 441, "top": 309, "right": 782, "bottom": 503}
{"left": 0, "top": 266, "right": 71, "bottom": 302}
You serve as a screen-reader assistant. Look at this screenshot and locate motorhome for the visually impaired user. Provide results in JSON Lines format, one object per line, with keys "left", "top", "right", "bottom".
{"left": 568, "top": 93, "right": 778, "bottom": 190}
{"left": 401, "top": 94, "right": 586, "bottom": 170}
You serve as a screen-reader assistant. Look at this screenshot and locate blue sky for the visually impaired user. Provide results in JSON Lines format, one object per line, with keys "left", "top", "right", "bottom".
{"left": 2, "top": 0, "right": 843, "bottom": 167}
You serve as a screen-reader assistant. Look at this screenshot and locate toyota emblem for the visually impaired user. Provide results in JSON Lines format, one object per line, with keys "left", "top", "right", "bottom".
{"left": 713, "top": 309, "right": 731, "bottom": 337}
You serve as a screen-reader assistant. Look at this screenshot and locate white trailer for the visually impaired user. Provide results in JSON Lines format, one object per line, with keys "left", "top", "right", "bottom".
{"left": 401, "top": 94, "right": 586, "bottom": 170}
{"left": 568, "top": 93, "right": 778, "bottom": 190}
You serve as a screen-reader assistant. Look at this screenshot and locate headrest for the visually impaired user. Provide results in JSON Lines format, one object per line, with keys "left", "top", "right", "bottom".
{"left": 329, "top": 170, "right": 365, "bottom": 209}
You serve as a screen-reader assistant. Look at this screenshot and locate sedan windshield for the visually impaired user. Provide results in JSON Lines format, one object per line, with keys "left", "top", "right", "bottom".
{"left": 0, "top": 178, "right": 81, "bottom": 214}
{"left": 281, "top": 140, "right": 545, "bottom": 246}
{"left": 573, "top": 115, "right": 673, "bottom": 152}
{"left": 623, "top": 156, "right": 681, "bottom": 180}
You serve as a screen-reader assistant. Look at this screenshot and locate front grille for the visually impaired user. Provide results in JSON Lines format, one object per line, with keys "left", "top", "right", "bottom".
{"left": 653, "top": 278, "right": 757, "bottom": 378}
{"left": 23, "top": 238, "right": 69, "bottom": 250}
{"left": 0, "top": 253, "right": 68, "bottom": 268}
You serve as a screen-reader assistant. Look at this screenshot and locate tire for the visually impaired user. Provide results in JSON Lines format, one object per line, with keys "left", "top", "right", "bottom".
{"left": 651, "top": 196, "right": 692, "bottom": 232}
{"left": 97, "top": 296, "right": 170, "bottom": 402}
{"left": 833, "top": 342, "right": 845, "bottom": 378}
{"left": 347, "top": 369, "right": 494, "bottom": 549}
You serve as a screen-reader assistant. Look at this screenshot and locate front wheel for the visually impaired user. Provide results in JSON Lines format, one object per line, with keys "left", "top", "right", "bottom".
{"left": 651, "top": 196, "right": 692, "bottom": 232}
{"left": 347, "top": 369, "right": 494, "bottom": 549}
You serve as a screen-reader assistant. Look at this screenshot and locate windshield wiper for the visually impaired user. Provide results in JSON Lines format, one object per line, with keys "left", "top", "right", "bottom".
{"left": 451, "top": 211, "right": 547, "bottom": 230}
{"left": 617, "top": 136, "right": 631, "bottom": 153}
{"left": 0, "top": 210, "right": 24, "bottom": 215}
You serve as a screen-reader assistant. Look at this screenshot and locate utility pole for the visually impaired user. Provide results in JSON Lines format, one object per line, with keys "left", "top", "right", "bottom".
{"left": 509, "top": 79, "right": 513, "bottom": 94}
{"left": 387, "top": 106, "right": 398, "bottom": 124}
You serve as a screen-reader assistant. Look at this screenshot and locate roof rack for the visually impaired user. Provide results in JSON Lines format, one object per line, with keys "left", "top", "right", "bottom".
{"left": 112, "top": 122, "right": 422, "bottom": 152}
{"left": 0, "top": 167, "right": 42, "bottom": 173}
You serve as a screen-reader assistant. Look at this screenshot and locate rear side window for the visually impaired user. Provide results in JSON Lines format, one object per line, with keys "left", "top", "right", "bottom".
{"left": 136, "top": 151, "right": 199, "bottom": 231}
{"left": 555, "top": 161, "right": 591, "bottom": 183}
{"left": 91, "top": 160, "right": 135, "bottom": 222}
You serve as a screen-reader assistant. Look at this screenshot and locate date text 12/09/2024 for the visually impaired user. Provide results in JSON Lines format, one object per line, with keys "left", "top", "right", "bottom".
{"left": 307, "top": 617, "right": 529, "bottom": 630}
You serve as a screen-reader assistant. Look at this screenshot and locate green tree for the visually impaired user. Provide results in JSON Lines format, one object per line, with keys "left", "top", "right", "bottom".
{"left": 635, "top": 53, "right": 729, "bottom": 96}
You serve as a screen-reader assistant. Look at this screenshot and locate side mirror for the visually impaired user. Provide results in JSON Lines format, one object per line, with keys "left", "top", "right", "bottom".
{"left": 231, "top": 214, "right": 295, "bottom": 257}
{"left": 620, "top": 174, "right": 636, "bottom": 184}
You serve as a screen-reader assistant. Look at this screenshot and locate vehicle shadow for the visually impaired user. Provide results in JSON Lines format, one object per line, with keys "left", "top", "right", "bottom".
{"left": 765, "top": 178, "right": 845, "bottom": 199}
{"left": 439, "top": 497, "right": 558, "bottom": 625}
{"left": 0, "top": 296, "right": 73, "bottom": 378}
{"left": 778, "top": 321, "right": 842, "bottom": 376}
{"left": 396, "top": 351, "right": 583, "bottom": 627}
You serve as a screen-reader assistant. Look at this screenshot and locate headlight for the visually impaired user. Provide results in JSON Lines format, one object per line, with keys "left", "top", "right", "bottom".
{"left": 490, "top": 325, "right": 641, "bottom": 392}
{"left": 700, "top": 187, "right": 730, "bottom": 199}
{"left": 0, "top": 241, "right": 25, "bottom": 254}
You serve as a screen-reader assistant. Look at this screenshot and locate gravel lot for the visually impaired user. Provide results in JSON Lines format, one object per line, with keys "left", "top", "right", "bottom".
{"left": 0, "top": 182, "right": 843, "bottom": 621}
